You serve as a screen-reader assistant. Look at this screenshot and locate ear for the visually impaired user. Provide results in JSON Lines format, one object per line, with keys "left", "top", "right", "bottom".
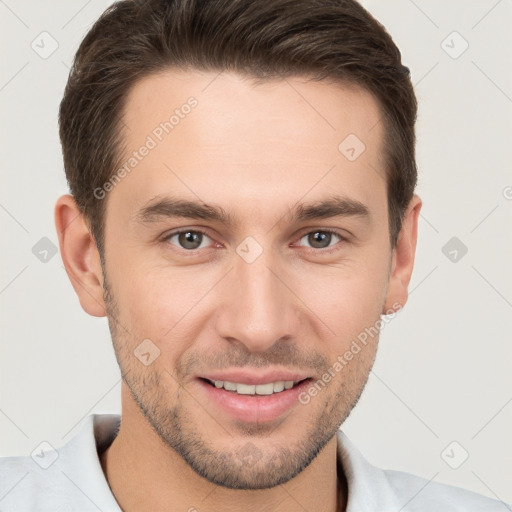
{"left": 383, "top": 194, "right": 422, "bottom": 314}
{"left": 54, "top": 194, "right": 106, "bottom": 317}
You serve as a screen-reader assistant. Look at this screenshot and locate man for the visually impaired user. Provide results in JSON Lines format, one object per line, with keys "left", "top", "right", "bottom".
{"left": 0, "top": 0, "right": 507, "bottom": 510}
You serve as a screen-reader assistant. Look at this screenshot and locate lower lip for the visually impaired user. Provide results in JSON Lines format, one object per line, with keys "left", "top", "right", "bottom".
{"left": 196, "top": 378, "right": 312, "bottom": 423}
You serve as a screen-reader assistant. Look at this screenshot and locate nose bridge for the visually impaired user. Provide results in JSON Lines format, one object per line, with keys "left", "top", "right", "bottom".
{"left": 215, "top": 246, "right": 298, "bottom": 351}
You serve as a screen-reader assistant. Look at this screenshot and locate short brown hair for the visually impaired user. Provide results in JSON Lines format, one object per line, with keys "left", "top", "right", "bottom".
{"left": 59, "top": 0, "right": 417, "bottom": 256}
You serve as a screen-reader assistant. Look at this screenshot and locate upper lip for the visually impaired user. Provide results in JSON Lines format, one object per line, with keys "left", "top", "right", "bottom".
{"left": 199, "top": 370, "right": 312, "bottom": 386}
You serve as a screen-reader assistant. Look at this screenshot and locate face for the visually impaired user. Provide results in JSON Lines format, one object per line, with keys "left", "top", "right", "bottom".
{"left": 88, "top": 70, "right": 406, "bottom": 489}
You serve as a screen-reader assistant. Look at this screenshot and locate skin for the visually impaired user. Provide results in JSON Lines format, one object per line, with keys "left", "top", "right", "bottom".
{"left": 55, "top": 69, "right": 421, "bottom": 512}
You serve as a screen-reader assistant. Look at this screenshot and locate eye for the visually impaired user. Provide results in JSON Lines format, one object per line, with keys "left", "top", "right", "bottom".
{"left": 165, "top": 230, "right": 213, "bottom": 250}
{"left": 297, "top": 229, "right": 343, "bottom": 250}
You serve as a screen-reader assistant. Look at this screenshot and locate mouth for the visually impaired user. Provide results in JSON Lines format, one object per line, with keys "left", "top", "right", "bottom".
{"left": 199, "top": 377, "right": 311, "bottom": 396}
{"left": 195, "top": 376, "right": 313, "bottom": 423}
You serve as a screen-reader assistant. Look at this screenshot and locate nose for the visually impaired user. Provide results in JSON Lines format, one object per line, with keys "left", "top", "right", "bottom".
{"left": 215, "top": 248, "right": 301, "bottom": 352}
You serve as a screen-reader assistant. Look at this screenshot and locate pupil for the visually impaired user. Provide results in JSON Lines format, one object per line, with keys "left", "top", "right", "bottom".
{"left": 309, "top": 231, "right": 331, "bottom": 249}
{"left": 179, "top": 231, "right": 202, "bottom": 249}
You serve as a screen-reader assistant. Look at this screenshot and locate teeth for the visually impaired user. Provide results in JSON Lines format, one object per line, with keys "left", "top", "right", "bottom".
{"left": 223, "top": 381, "right": 237, "bottom": 392}
{"left": 255, "top": 383, "right": 274, "bottom": 395}
{"left": 237, "top": 383, "right": 255, "bottom": 395}
{"left": 273, "top": 381, "right": 284, "bottom": 392}
{"left": 212, "top": 379, "right": 301, "bottom": 395}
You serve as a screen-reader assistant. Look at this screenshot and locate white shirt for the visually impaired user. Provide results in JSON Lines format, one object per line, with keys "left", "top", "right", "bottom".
{"left": 0, "top": 414, "right": 506, "bottom": 511}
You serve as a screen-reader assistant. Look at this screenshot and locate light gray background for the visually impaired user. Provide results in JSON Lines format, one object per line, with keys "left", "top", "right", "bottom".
{"left": 1, "top": 0, "right": 511, "bottom": 505}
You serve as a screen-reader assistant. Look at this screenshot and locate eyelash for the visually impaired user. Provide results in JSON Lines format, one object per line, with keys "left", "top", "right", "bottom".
{"left": 161, "top": 228, "right": 346, "bottom": 254}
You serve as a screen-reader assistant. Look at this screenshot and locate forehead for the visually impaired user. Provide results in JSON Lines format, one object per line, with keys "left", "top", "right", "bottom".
{"left": 110, "top": 69, "right": 386, "bottom": 226}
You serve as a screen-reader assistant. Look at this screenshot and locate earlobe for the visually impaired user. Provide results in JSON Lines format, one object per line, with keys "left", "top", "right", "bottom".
{"left": 54, "top": 194, "right": 107, "bottom": 317}
{"left": 383, "top": 194, "right": 422, "bottom": 314}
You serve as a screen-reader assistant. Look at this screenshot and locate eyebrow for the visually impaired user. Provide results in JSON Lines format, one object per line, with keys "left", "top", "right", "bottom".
{"left": 134, "top": 194, "right": 370, "bottom": 226}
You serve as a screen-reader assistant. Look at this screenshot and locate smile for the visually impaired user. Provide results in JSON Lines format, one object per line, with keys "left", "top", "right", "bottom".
{"left": 205, "top": 379, "right": 306, "bottom": 396}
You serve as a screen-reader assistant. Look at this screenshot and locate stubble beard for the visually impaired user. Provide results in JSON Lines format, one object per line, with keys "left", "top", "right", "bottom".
{"left": 102, "top": 273, "right": 377, "bottom": 490}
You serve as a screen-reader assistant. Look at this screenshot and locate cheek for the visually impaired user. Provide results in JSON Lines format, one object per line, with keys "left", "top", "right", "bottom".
{"left": 118, "top": 267, "right": 217, "bottom": 347}
{"left": 290, "top": 258, "right": 388, "bottom": 334}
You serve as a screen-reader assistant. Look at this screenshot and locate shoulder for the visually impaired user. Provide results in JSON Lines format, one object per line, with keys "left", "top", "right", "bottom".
{"left": 0, "top": 414, "right": 121, "bottom": 511}
{"left": 0, "top": 454, "right": 74, "bottom": 511}
{"left": 382, "top": 468, "right": 506, "bottom": 511}
{"left": 336, "top": 430, "right": 508, "bottom": 512}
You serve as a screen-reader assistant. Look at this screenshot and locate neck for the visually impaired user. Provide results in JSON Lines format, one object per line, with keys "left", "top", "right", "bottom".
{"left": 100, "top": 406, "right": 346, "bottom": 512}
